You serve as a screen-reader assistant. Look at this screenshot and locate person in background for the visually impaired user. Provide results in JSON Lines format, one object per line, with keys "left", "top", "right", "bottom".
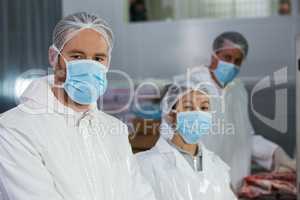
{"left": 130, "top": 0, "right": 148, "bottom": 22}
{"left": 136, "top": 84, "right": 237, "bottom": 200}
{"left": 0, "top": 12, "right": 156, "bottom": 200}
{"left": 160, "top": 31, "right": 296, "bottom": 191}
{"left": 278, "top": 0, "right": 291, "bottom": 15}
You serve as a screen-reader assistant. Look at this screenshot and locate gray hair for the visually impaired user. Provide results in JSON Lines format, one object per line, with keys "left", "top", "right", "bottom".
{"left": 50, "top": 12, "right": 114, "bottom": 65}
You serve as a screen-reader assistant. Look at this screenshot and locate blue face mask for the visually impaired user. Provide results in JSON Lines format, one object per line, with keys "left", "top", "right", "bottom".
{"left": 176, "top": 111, "right": 212, "bottom": 144}
{"left": 63, "top": 59, "right": 108, "bottom": 105}
{"left": 213, "top": 60, "right": 240, "bottom": 87}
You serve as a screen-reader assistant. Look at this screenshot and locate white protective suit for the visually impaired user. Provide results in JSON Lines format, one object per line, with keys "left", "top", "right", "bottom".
{"left": 136, "top": 137, "right": 237, "bottom": 200}
{"left": 160, "top": 65, "right": 278, "bottom": 190}
{"left": 0, "top": 76, "right": 156, "bottom": 200}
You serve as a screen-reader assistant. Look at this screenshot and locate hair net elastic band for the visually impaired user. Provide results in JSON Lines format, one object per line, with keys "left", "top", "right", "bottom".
{"left": 213, "top": 39, "right": 246, "bottom": 57}
{"left": 162, "top": 88, "right": 209, "bottom": 116}
{"left": 56, "top": 27, "right": 112, "bottom": 53}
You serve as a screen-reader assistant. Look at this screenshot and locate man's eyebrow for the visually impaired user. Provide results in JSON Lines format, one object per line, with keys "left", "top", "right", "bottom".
{"left": 95, "top": 52, "right": 107, "bottom": 57}
{"left": 200, "top": 100, "right": 209, "bottom": 104}
{"left": 66, "top": 50, "right": 107, "bottom": 57}
{"left": 67, "top": 49, "right": 85, "bottom": 54}
{"left": 182, "top": 99, "right": 193, "bottom": 104}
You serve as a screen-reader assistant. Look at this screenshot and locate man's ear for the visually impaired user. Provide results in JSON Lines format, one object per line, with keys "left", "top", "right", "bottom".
{"left": 210, "top": 55, "right": 218, "bottom": 70}
{"left": 48, "top": 47, "right": 59, "bottom": 68}
{"left": 50, "top": 50, "right": 66, "bottom": 84}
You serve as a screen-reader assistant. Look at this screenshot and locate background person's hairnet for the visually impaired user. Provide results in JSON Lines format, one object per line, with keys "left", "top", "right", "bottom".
{"left": 213, "top": 31, "right": 249, "bottom": 57}
{"left": 48, "top": 12, "right": 114, "bottom": 67}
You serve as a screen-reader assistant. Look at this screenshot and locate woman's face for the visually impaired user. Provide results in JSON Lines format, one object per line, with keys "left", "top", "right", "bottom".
{"left": 175, "top": 90, "right": 210, "bottom": 113}
{"left": 167, "top": 90, "right": 210, "bottom": 125}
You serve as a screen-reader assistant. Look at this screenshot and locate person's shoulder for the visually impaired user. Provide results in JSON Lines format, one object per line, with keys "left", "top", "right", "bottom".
{"left": 229, "top": 78, "right": 246, "bottom": 90}
{"left": 135, "top": 149, "right": 165, "bottom": 175}
{"left": 202, "top": 145, "right": 230, "bottom": 172}
{"left": 0, "top": 106, "right": 41, "bottom": 147}
{"left": 213, "top": 154, "right": 230, "bottom": 172}
{"left": 136, "top": 148, "right": 158, "bottom": 159}
{"left": 0, "top": 106, "right": 28, "bottom": 124}
{"left": 96, "top": 110, "right": 126, "bottom": 126}
{"left": 136, "top": 148, "right": 161, "bottom": 164}
{"left": 0, "top": 101, "right": 57, "bottom": 127}
{"left": 95, "top": 110, "right": 129, "bottom": 137}
{"left": 226, "top": 78, "right": 248, "bottom": 97}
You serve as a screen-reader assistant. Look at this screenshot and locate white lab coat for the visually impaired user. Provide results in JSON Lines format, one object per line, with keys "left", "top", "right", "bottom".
{"left": 136, "top": 137, "right": 237, "bottom": 200}
{"left": 0, "top": 76, "right": 156, "bottom": 200}
{"left": 160, "top": 65, "right": 278, "bottom": 190}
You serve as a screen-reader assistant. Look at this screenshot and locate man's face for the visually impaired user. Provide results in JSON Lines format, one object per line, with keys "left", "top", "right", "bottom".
{"left": 55, "top": 29, "right": 109, "bottom": 84}
{"left": 210, "top": 48, "right": 244, "bottom": 70}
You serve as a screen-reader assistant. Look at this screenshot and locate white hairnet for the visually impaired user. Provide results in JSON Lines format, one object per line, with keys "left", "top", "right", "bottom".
{"left": 213, "top": 31, "right": 248, "bottom": 57}
{"left": 161, "top": 81, "right": 215, "bottom": 120}
{"left": 49, "top": 12, "right": 114, "bottom": 67}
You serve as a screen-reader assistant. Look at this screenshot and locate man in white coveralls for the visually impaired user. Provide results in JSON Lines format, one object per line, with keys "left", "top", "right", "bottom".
{"left": 0, "top": 12, "right": 156, "bottom": 200}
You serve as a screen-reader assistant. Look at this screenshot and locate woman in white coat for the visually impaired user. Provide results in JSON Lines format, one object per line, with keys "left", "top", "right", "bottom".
{"left": 136, "top": 84, "right": 237, "bottom": 200}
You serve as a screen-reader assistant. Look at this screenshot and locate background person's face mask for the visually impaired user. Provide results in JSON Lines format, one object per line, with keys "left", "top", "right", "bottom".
{"left": 213, "top": 59, "right": 240, "bottom": 88}
{"left": 176, "top": 111, "right": 212, "bottom": 144}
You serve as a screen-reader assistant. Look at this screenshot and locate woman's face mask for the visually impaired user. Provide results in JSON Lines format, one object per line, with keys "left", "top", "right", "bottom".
{"left": 176, "top": 110, "right": 212, "bottom": 144}
{"left": 173, "top": 90, "right": 212, "bottom": 144}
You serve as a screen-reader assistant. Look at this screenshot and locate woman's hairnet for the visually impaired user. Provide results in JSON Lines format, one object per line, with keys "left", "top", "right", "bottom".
{"left": 161, "top": 81, "right": 215, "bottom": 118}
{"left": 49, "top": 12, "right": 114, "bottom": 67}
{"left": 213, "top": 31, "right": 249, "bottom": 57}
